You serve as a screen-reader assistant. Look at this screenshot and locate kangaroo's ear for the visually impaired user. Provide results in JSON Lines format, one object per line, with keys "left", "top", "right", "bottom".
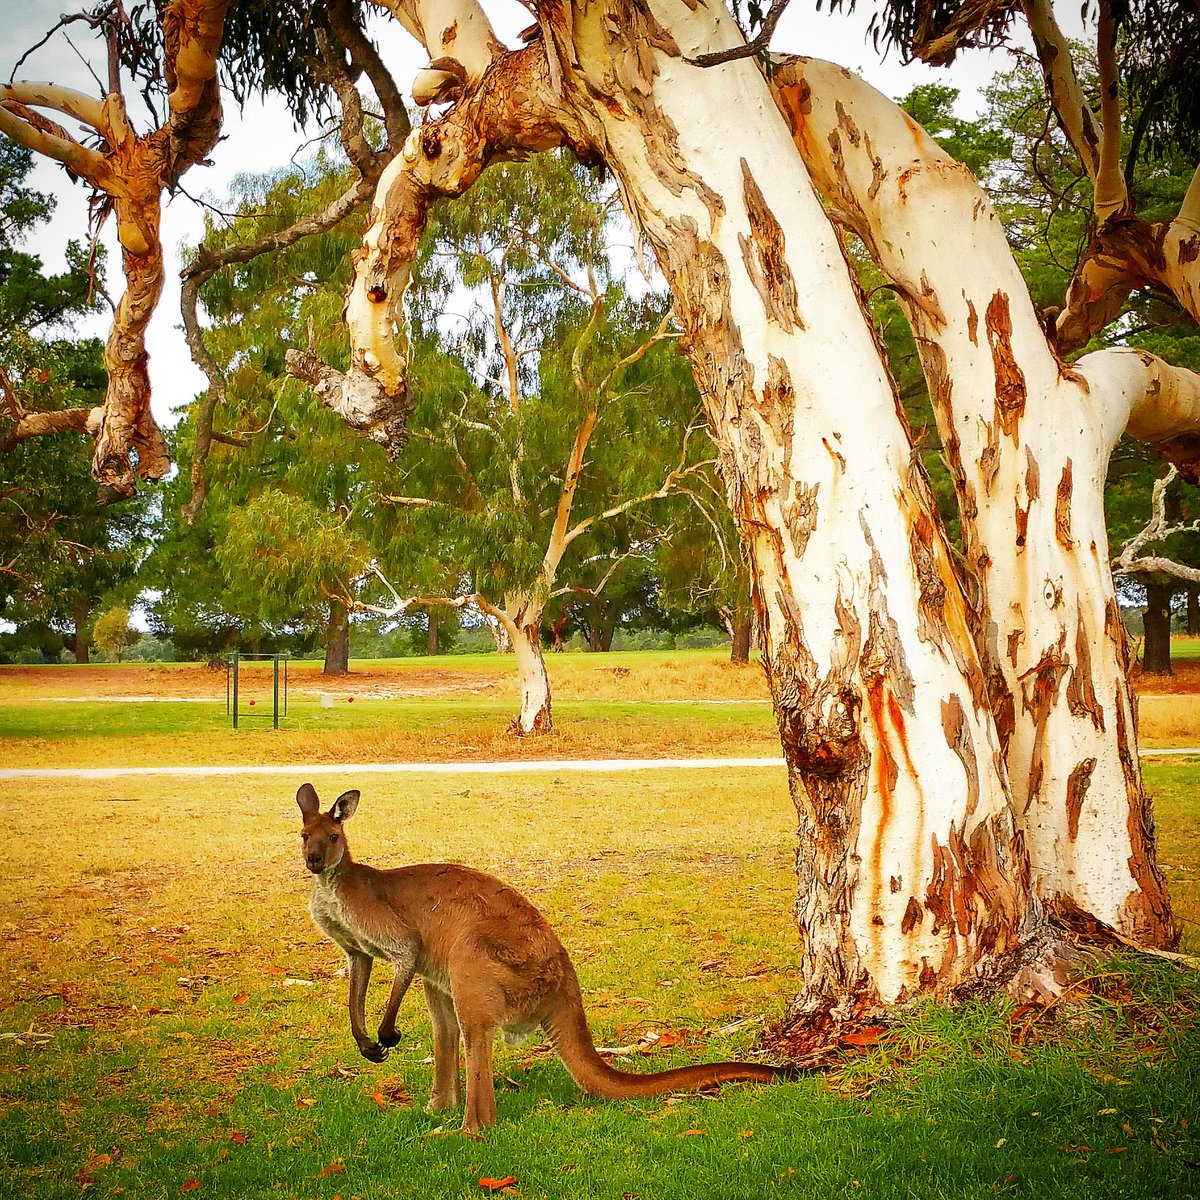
{"left": 331, "top": 789, "right": 361, "bottom": 823}
{"left": 296, "top": 783, "right": 320, "bottom": 817}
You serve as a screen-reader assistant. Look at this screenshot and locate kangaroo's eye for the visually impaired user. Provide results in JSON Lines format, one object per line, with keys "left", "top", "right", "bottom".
{"left": 329, "top": 833, "right": 340, "bottom": 843}
{"left": 301, "top": 833, "right": 309, "bottom": 843}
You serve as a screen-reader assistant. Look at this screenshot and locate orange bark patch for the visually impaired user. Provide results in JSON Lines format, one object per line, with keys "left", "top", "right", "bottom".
{"left": 738, "top": 160, "right": 804, "bottom": 333}
{"left": 1064, "top": 757, "right": 1096, "bottom": 842}
{"left": 1066, "top": 601, "right": 1105, "bottom": 732}
{"left": 984, "top": 290, "right": 1027, "bottom": 438}
{"left": 1055, "top": 460, "right": 1075, "bottom": 549}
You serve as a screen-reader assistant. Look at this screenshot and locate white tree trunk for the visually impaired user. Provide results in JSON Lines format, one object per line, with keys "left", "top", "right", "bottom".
{"left": 534, "top": 2, "right": 1037, "bottom": 1009}
{"left": 316, "top": 0, "right": 1200, "bottom": 1008}
{"left": 770, "top": 57, "right": 1178, "bottom": 943}
{"left": 503, "top": 594, "right": 552, "bottom": 736}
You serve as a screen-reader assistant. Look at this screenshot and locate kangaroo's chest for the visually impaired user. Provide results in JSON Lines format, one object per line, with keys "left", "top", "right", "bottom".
{"left": 310, "top": 880, "right": 412, "bottom": 963}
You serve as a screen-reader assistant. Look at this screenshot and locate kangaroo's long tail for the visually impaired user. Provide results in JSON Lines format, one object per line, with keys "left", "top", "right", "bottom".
{"left": 544, "top": 984, "right": 793, "bottom": 1099}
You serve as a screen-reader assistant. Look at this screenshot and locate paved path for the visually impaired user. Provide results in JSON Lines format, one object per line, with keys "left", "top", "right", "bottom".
{"left": 0, "top": 756, "right": 789, "bottom": 780}
{"left": 1, "top": 748, "right": 1197, "bottom": 780}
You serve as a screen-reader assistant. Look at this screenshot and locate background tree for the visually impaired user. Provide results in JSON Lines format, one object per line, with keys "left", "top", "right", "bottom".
{"left": 0, "top": 142, "right": 148, "bottom": 663}
{"left": 351, "top": 152, "right": 715, "bottom": 733}
{"left": 152, "top": 157, "right": 386, "bottom": 673}
{"left": 91, "top": 604, "right": 137, "bottom": 661}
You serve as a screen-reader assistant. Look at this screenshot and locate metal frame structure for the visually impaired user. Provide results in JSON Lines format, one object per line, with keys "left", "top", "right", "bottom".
{"left": 226, "top": 652, "right": 289, "bottom": 729}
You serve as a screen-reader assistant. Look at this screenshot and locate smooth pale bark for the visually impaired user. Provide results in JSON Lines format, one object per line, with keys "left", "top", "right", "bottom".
{"left": 509, "top": 598, "right": 552, "bottom": 736}
{"left": 769, "top": 57, "right": 1182, "bottom": 943}
{"left": 340, "top": 0, "right": 1044, "bottom": 1009}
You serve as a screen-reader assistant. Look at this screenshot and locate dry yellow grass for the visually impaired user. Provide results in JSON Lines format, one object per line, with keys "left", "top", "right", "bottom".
{"left": 1, "top": 767, "right": 802, "bottom": 1073}
{"left": 1134, "top": 693, "right": 1200, "bottom": 747}
{"left": 0, "top": 649, "right": 771, "bottom": 704}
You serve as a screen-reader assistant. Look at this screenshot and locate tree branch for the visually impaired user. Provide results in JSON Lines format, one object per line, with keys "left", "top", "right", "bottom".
{"left": 684, "top": 0, "right": 790, "bottom": 68}
{"left": 1113, "top": 467, "right": 1200, "bottom": 584}
{"left": 0, "top": 95, "right": 107, "bottom": 181}
{"left": 1019, "top": 0, "right": 1102, "bottom": 183}
{"left": 0, "top": 81, "right": 107, "bottom": 131}
{"left": 1093, "top": 0, "right": 1129, "bottom": 222}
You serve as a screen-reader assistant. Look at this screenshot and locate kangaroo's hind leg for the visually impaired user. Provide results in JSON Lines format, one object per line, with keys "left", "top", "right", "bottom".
{"left": 423, "top": 980, "right": 463, "bottom": 1113}
{"left": 459, "top": 1014, "right": 499, "bottom": 1131}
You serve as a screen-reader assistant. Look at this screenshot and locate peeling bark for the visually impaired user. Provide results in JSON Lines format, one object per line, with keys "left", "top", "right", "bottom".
{"left": 770, "top": 56, "right": 1178, "bottom": 946}
{"left": 527, "top": 3, "right": 1031, "bottom": 1011}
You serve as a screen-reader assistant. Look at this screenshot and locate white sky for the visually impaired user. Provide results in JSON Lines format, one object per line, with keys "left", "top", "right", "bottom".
{"left": 7, "top": 1, "right": 1040, "bottom": 432}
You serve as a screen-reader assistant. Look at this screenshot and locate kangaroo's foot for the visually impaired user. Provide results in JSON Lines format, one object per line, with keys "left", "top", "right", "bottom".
{"left": 357, "top": 1039, "right": 390, "bottom": 1063}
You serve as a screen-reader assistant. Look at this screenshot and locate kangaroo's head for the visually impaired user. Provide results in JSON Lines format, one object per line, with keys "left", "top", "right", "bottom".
{"left": 296, "top": 782, "right": 360, "bottom": 875}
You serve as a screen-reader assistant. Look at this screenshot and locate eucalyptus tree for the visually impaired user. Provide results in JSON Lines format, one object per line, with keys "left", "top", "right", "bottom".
{"left": 10, "top": 0, "right": 1200, "bottom": 1020}
{"left": 356, "top": 152, "right": 713, "bottom": 734}
{"left": 0, "top": 142, "right": 147, "bottom": 662}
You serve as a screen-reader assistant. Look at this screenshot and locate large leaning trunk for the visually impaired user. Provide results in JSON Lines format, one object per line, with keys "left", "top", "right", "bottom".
{"left": 769, "top": 57, "right": 1182, "bottom": 945}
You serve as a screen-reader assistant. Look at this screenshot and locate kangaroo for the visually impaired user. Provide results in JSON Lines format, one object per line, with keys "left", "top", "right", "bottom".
{"left": 296, "top": 782, "right": 793, "bottom": 1130}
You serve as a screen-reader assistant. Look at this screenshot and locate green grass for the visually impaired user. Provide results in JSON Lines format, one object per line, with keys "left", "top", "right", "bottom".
{"left": 0, "top": 697, "right": 775, "bottom": 741}
{"left": 1, "top": 766, "right": 1198, "bottom": 1199}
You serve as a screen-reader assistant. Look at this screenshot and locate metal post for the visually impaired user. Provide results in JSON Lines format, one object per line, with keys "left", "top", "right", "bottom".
{"left": 272, "top": 654, "right": 280, "bottom": 730}
{"left": 232, "top": 652, "right": 239, "bottom": 729}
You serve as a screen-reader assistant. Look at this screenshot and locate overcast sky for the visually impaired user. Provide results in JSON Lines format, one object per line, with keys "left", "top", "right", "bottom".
{"left": 8, "top": 2, "right": 1033, "bottom": 433}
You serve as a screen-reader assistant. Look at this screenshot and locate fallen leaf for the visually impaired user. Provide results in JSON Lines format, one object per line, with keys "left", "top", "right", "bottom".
{"left": 181, "top": 1181, "right": 202, "bottom": 1193}
{"left": 678, "top": 1129, "right": 706, "bottom": 1138}
{"left": 1107, "top": 1147, "right": 1127, "bottom": 1155}
{"left": 995, "top": 1138, "right": 1006, "bottom": 1148}
{"left": 229, "top": 1132, "right": 247, "bottom": 1145}
{"left": 295, "top": 1097, "right": 315, "bottom": 1109}
{"left": 319, "top": 1161, "right": 345, "bottom": 1177}
{"left": 738, "top": 1130, "right": 755, "bottom": 1140}
{"left": 841, "top": 1026, "right": 886, "bottom": 1047}
{"left": 478, "top": 1176, "right": 518, "bottom": 1191}
{"left": 232, "top": 994, "right": 248, "bottom": 1006}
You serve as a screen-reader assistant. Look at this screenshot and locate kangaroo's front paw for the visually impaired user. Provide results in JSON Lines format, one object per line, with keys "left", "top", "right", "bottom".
{"left": 377, "top": 1026, "right": 401, "bottom": 1049}
{"left": 358, "top": 1040, "right": 390, "bottom": 1063}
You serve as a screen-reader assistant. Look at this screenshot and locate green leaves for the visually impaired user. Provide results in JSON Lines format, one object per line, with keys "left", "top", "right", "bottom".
{"left": 216, "top": 489, "right": 369, "bottom": 628}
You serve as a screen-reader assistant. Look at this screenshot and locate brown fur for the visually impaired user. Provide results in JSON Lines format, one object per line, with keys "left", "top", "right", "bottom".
{"left": 296, "top": 783, "right": 792, "bottom": 1130}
